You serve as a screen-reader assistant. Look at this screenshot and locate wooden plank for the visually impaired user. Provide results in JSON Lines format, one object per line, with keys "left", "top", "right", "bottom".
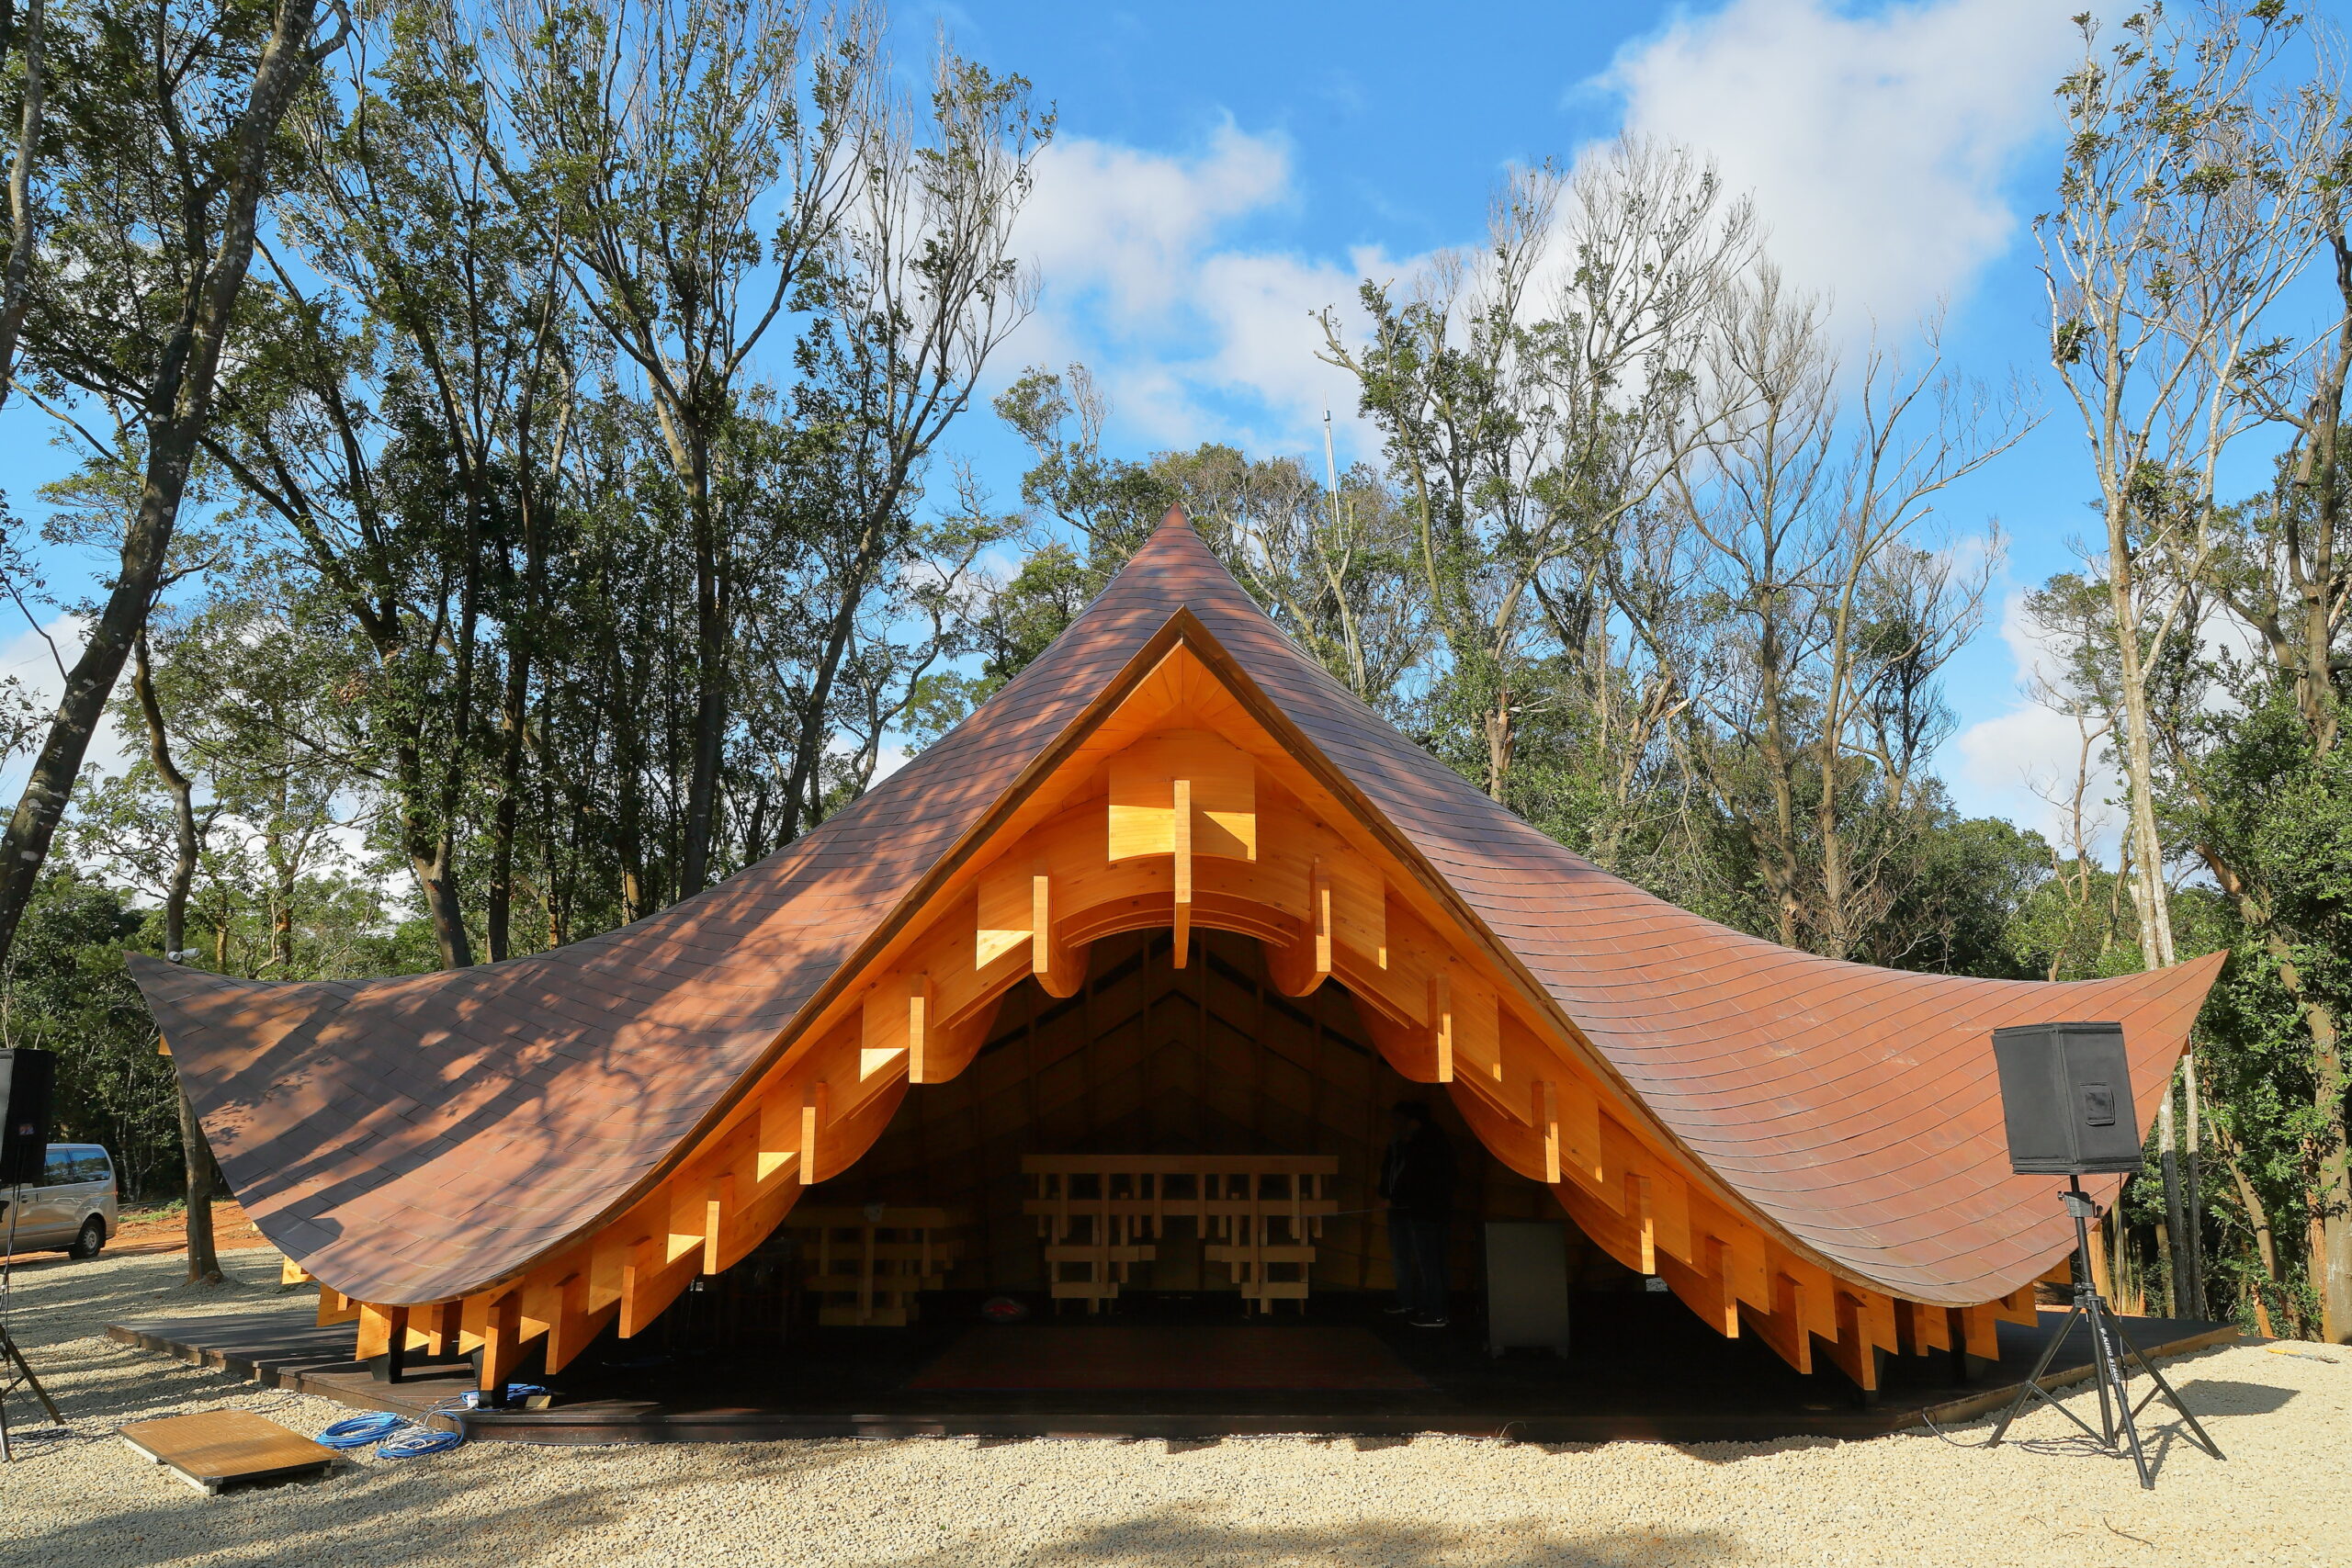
{"left": 119, "top": 1412, "right": 335, "bottom": 1495}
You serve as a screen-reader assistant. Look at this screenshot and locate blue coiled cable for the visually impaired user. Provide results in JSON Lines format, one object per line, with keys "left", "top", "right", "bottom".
{"left": 316, "top": 1411, "right": 408, "bottom": 1450}
{"left": 377, "top": 1426, "right": 465, "bottom": 1458}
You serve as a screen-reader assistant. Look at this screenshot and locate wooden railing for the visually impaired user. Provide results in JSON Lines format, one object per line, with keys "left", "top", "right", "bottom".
{"left": 780, "top": 1206, "right": 958, "bottom": 1326}
{"left": 1021, "top": 1155, "right": 1340, "bottom": 1313}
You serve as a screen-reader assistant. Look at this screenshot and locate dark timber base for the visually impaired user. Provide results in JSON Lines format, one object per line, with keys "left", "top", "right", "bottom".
{"left": 107, "top": 1294, "right": 2238, "bottom": 1446}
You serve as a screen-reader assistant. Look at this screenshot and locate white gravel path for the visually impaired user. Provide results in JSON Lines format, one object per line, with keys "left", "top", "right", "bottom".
{"left": 2, "top": 1249, "right": 2346, "bottom": 1568}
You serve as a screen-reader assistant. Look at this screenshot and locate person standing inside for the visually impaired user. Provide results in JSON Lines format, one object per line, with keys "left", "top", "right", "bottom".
{"left": 1379, "top": 1100, "right": 1456, "bottom": 1327}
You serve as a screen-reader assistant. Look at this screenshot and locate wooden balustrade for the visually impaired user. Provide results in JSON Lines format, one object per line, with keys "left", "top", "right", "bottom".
{"left": 1022, "top": 1155, "right": 1340, "bottom": 1313}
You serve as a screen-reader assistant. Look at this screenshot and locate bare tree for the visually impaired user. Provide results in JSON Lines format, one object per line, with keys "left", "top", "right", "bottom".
{"left": 1320, "top": 140, "right": 1754, "bottom": 804}
{"left": 2038, "top": 3, "right": 2335, "bottom": 969}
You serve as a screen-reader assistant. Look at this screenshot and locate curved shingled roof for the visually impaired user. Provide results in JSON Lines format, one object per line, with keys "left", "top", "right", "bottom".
{"left": 131, "top": 513, "right": 2222, "bottom": 1307}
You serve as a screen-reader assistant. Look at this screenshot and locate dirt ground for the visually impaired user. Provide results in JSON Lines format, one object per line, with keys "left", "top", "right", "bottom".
{"left": 1, "top": 1248, "right": 2346, "bottom": 1568}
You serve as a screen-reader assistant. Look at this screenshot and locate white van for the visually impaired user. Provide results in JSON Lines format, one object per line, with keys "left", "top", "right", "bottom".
{"left": 2, "top": 1144, "right": 119, "bottom": 1258}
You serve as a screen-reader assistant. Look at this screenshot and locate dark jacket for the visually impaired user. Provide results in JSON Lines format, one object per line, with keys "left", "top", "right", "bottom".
{"left": 1378, "top": 1123, "right": 1456, "bottom": 1217}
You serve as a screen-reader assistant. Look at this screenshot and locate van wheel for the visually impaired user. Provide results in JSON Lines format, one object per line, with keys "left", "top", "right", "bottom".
{"left": 69, "top": 1216, "right": 106, "bottom": 1260}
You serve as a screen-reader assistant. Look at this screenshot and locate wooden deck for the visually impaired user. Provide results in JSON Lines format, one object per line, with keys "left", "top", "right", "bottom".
{"left": 107, "top": 1296, "right": 2239, "bottom": 1446}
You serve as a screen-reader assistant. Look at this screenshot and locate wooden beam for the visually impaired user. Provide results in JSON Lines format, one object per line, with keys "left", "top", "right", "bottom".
{"left": 1821, "top": 1291, "right": 1882, "bottom": 1393}
{"left": 1745, "top": 1272, "right": 1813, "bottom": 1375}
{"left": 314, "top": 1289, "right": 360, "bottom": 1328}
{"left": 1430, "top": 970, "right": 1453, "bottom": 1083}
{"left": 1956, "top": 1303, "right": 2001, "bottom": 1360}
{"left": 905, "top": 975, "right": 932, "bottom": 1084}
{"left": 1171, "top": 777, "right": 1192, "bottom": 966}
{"left": 355, "top": 1303, "right": 406, "bottom": 1362}
{"left": 1894, "top": 1297, "right": 1952, "bottom": 1355}
{"left": 1533, "top": 1079, "right": 1560, "bottom": 1185}
{"left": 755, "top": 1088, "right": 800, "bottom": 1185}
{"left": 1311, "top": 858, "right": 1332, "bottom": 976}
{"left": 802, "top": 1080, "right": 829, "bottom": 1183}
{"left": 702, "top": 1172, "right": 737, "bottom": 1275}
{"left": 1627, "top": 1171, "right": 1656, "bottom": 1274}
{"left": 477, "top": 1292, "right": 523, "bottom": 1394}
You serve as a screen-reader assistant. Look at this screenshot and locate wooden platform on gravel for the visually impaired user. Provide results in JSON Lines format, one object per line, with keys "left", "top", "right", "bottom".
{"left": 118, "top": 1410, "right": 335, "bottom": 1494}
{"left": 107, "top": 1295, "right": 2240, "bottom": 1446}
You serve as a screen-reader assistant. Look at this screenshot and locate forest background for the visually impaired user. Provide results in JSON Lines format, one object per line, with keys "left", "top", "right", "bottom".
{"left": 1, "top": 0, "right": 2348, "bottom": 1345}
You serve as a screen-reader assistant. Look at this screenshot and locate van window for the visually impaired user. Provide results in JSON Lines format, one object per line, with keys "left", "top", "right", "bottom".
{"left": 41, "top": 1147, "right": 74, "bottom": 1186}
{"left": 71, "top": 1151, "right": 111, "bottom": 1184}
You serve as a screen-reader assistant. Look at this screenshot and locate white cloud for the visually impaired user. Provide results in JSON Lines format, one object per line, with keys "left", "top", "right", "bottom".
{"left": 0, "top": 614, "right": 141, "bottom": 803}
{"left": 1599, "top": 0, "right": 2076, "bottom": 333}
{"left": 1005, "top": 125, "right": 1390, "bottom": 458}
{"left": 1953, "top": 588, "right": 2122, "bottom": 850}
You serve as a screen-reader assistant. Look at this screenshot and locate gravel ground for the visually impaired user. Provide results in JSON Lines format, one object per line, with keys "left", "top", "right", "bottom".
{"left": 2, "top": 1249, "right": 2346, "bottom": 1568}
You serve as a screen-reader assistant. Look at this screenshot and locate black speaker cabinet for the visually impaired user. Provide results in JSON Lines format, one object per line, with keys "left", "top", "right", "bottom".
{"left": 0, "top": 1046, "right": 57, "bottom": 1186}
{"left": 1991, "top": 1022, "right": 2143, "bottom": 1176}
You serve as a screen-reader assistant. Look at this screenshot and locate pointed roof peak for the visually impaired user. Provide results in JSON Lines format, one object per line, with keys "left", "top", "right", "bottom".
{"left": 1155, "top": 503, "right": 1193, "bottom": 533}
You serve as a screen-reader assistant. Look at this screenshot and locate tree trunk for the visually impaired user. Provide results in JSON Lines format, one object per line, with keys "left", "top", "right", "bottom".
{"left": 2183, "top": 1052, "right": 2207, "bottom": 1318}
{"left": 0, "top": 0, "right": 326, "bottom": 970}
{"left": 679, "top": 431, "right": 725, "bottom": 896}
{"left": 2157, "top": 1078, "right": 2188, "bottom": 1317}
{"left": 131, "top": 635, "right": 222, "bottom": 1286}
{"left": 0, "top": 0, "right": 44, "bottom": 412}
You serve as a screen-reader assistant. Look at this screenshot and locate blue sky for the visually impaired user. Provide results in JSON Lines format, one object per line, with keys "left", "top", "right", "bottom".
{"left": 3, "top": 0, "right": 2331, "bottom": 840}
{"left": 909, "top": 0, "right": 2145, "bottom": 836}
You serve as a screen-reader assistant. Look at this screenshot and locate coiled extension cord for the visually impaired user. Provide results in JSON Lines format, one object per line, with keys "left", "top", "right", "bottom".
{"left": 316, "top": 1407, "right": 463, "bottom": 1460}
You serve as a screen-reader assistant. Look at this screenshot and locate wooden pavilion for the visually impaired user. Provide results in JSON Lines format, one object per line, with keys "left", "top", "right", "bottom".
{"left": 131, "top": 511, "right": 2223, "bottom": 1404}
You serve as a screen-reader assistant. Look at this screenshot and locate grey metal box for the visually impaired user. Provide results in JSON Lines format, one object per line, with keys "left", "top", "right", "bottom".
{"left": 1484, "top": 1220, "right": 1571, "bottom": 1357}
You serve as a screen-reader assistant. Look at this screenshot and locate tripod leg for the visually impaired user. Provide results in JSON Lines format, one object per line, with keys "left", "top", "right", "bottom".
{"left": 2, "top": 1330, "right": 63, "bottom": 1424}
{"left": 2109, "top": 1313, "right": 2226, "bottom": 1461}
{"left": 1987, "top": 1304, "right": 2085, "bottom": 1446}
{"left": 2086, "top": 1295, "right": 2156, "bottom": 1489}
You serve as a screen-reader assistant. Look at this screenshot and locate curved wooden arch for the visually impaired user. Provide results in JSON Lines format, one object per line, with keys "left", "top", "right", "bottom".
{"left": 314, "top": 645, "right": 2034, "bottom": 1395}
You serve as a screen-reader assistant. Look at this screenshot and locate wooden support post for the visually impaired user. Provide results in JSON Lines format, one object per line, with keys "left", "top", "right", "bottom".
{"left": 542, "top": 1274, "right": 590, "bottom": 1371}
{"left": 703, "top": 1172, "right": 736, "bottom": 1275}
{"left": 358, "top": 1303, "right": 411, "bottom": 1384}
{"left": 419, "top": 1299, "right": 462, "bottom": 1358}
{"left": 906, "top": 975, "right": 932, "bottom": 1084}
{"left": 1534, "top": 1079, "right": 1561, "bottom": 1186}
{"left": 802, "top": 1080, "right": 829, "bottom": 1183}
{"left": 478, "top": 1292, "right": 523, "bottom": 1395}
{"left": 1628, "top": 1171, "right": 1656, "bottom": 1274}
{"left": 1430, "top": 970, "right": 1453, "bottom": 1083}
{"left": 619, "top": 1238, "right": 661, "bottom": 1338}
{"left": 756, "top": 1090, "right": 799, "bottom": 1185}
{"left": 1172, "top": 778, "right": 1193, "bottom": 966}
{"left": 1032, "top": 873, "right": 1054, "bottom": 976}
{"left": 1311, "top": 859, "right": 1332, "bottom": 976}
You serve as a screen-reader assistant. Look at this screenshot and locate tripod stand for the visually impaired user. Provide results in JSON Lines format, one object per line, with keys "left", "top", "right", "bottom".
{"left": 1, "top": 1189, "right": 67, "bottom": 1461}
{"left": 1986, "top": 1178, "right": 2222, "bottom": 1489}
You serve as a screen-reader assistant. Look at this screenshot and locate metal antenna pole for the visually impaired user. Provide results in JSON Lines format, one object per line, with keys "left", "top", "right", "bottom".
{"left": 1985, "top": 1177, "right": 2223, "bottom": 1489}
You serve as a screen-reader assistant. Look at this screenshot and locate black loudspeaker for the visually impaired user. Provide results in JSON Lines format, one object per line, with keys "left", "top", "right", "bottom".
{"left": 1991, "top": 1022, "right": 2143, "bottom": 1176}
{"left": 0, "top": 1047, "right": 56, "bottom": 1187}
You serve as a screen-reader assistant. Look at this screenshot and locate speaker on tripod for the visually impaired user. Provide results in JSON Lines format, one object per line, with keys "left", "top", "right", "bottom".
{"left": 1984, "top": 1022, "right": 2222, "bottom": 1489}
{"left": 1, "top": 1046, "right": 65, "bottom": 1461}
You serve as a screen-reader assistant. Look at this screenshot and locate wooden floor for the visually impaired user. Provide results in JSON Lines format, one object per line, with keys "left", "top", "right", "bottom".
{"left": 107, "top": 1293, "right": 2240, "bottom": 1445}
